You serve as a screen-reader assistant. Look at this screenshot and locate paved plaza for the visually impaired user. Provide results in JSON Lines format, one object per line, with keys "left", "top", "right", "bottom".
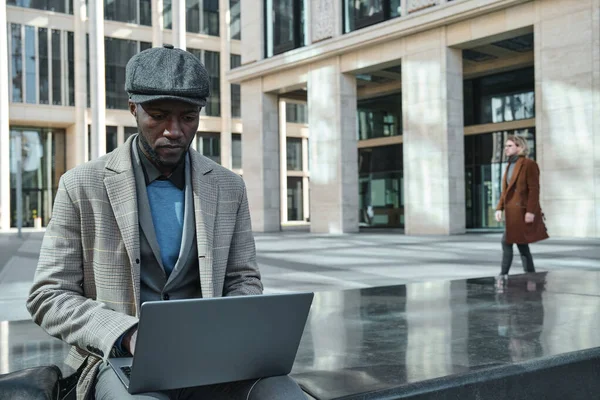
{"left": 1, "top": 229, "right": 599, "bottom": 321}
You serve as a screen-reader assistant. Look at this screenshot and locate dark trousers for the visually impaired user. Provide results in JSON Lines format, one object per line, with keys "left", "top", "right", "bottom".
{"left": 501, "top": 232, "right": 535, "bottom": 275}
{"left": 95, "top": 362, "right": 307, "bottom": 400}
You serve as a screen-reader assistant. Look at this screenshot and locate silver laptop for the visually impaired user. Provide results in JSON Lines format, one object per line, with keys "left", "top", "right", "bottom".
{"left": 107, "top": 292, "right": 314, "bottom": 394}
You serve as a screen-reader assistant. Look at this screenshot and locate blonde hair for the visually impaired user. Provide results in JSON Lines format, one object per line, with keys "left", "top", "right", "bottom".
{"left": 506, "top": 135, "right": 530, "bottom": 157}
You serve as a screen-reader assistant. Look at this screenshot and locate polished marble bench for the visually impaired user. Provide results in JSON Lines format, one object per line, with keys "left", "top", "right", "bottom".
{"left": 3, "top": 270, "right": 600, "bottom": 399}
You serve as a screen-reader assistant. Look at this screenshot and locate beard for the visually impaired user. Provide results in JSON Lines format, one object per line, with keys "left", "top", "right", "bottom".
{"left": 136, "top": 119, "right": 190, "bottom": 169}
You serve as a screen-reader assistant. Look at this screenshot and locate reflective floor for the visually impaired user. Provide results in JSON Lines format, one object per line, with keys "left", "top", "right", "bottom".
{"left": 290, "top": 271, "right": 600, "bottom": 399}
{"left": 2, "top": 271, "right": 600, "bottom": 399}
{"left": 0, "top": 319, "right": 71, "bottom": 375}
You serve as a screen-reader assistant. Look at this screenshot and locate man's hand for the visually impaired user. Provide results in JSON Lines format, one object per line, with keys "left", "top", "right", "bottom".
{"left": 525, "top": 212, "right": 535, "bottom": 224}
{"left": 495, "top": 210, "right": 503, "bottom": 222}
{"left": 122, "top": 328, "right": 138, "bottom": 356}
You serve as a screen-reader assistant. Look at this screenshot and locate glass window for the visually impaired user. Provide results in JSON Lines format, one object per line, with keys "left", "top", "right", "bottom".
{"left": 24, "top": 26, "right": 36, "bottom": 104}
{"left": 85, "top": 34, "right": 89, "bottom": 108}
{"left": 265, "top": 0, "right": 305, "bottom": 57}
{"left": 464, "top": 128, "right": 536, "bottom": 229}
{"left": 344, "top": 0, "right": 384, "bottom": 32}
{"left": 230, "top": 53, "right": 241, "bottom": 69}
{"left": 285, "top": 102, "right": 308, "bottom": 124}
{"left": 231, "top": 84, "right": 241, "bottom": 118}
{"left": 188, "top": 48, "right": 202, "bottom": 61}
{"left": 11, "top": 23, "right": 23, "bottom": 103}
{"left": 87, "top": 125, "right": 91, "bottom": 161}
{"left": 204, "top": 50, "right": 220, "bottom": 117}
{"left": 39, "top": 28, "right": 49, "bottom": 104}
{"left": 482, "top": 91, "right": 534, "bottom": 124}
{"left": 286, "top": 177, "right": 303, "bottom": 221}
{"left": 104, "top": 0, "right": 137, "bottom": 24}
{"left": 231, "top": 54, "right": 241, "bottom": 118}
{"left": 9, "top": 128, "right": 67, "bottom": 227}
{"left": 344, "top": 0, "right": 400, "bottom": 33}
{"left": 186, "top": 0, "right": 201, "bottom": 33}
{"left": 286, "top": 138, "right": 302, "bottom": 171}
{"left": 391, "top": 0, "right": 401, "bottom": 17}
{"left": 357, "top": 93, "right": 402, "bottom": 140}
{"left": 8, "top": 0, "right": 70, "bottom": 14}
{"left": 67, "top": 32, "right": 75, "bottom": 106}
{"left": 124, "top": 127, "right": 138, "bottom": 141}
{"left": 197, "top": 132, "right": 220, "bottom": 164}
{"left": 359, "top": 144, "right": 402, "bottom": 175}
{"left": 51, "top": 30, "right": 62, "bottom": 105}
{"left": 105, "top": 37, "right": 137, "bottom": 109}
{"left": 140, "top": 41, "right": 152, "bottom": 52}
{"left": 230, "top": 0, "right": 241, "bottom": 40}
{"left": 140, "top": 0, "right": 152, "bottom": 25}
{"left": 203, "top": 0, "right": 219, "bottom": 36}
{"left": 163, "top": 0, "right": 173, "bottom": 29}
{"left": 464, "top": 67, "right": 534, "bottom": 125}
{"left": 232, "top": 133, "right": 242, "bottom": 169}
{"left": 106, "top": 126, "right": 118, "bottom": 152}
{"left": 358, "top": 144, "right": 403, "bottom": 228}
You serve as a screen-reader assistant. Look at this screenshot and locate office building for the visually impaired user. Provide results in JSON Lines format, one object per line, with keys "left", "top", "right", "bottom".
{"left": 2, "top": 0, "right": 599, "bottom": 239}
{"left": 0, "top": 0, "right": 245, "bottom": 230}
{"left": 228, "top": 0, "right": 600, "bottom": 238}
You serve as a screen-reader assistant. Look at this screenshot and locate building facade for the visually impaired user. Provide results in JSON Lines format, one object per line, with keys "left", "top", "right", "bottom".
{"left": 0, "top": 0, "right": 251, "bottom": 230}
{"left": 1, "top": 0, "right": 599, "bottom": 239}
{"left": 228, "top": 0, "right": 600, "bottom": 238}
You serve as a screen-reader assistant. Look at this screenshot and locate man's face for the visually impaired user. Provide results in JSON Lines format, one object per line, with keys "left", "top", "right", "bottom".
{"left": 504, "top": 140, "right": 519, "bottom": 157}
{"left": 130, "top": 100, "right": 200, "bottom": 172}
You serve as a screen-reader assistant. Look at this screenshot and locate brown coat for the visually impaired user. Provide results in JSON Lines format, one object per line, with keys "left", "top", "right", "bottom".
{"left": 496, "top": 157, "right": 549, "bottom": 244}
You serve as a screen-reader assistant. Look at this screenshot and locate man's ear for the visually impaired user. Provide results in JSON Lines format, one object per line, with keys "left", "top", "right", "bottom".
{"left": 129, "top": 101, "right": 137, "bottom": 117}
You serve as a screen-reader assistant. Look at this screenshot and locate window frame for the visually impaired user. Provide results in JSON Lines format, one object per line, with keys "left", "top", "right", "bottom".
{"left": 264, "top": 0, "right": 305, "bottom": 57}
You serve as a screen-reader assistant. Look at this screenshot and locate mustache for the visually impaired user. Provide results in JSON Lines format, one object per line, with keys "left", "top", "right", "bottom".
{"left": 156, "top": 143, "right": 185, "bottom": 148}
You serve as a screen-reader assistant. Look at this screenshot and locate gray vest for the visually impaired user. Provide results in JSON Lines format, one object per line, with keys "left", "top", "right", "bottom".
{"left": 132, "top": 142, "right": 202, "bottom": 303}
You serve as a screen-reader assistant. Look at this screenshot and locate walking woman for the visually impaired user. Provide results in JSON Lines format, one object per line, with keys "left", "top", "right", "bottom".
{"left": 495, "top": 135, "right": 548, "bottom": 289}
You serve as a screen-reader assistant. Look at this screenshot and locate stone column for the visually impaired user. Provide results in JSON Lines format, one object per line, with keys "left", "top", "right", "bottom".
{"left": 279, "top": 100, "right": 288, "bottom": 224}
{"left": 152, "top": 0, "right": 164, "bottom": 47}
{"left": 311, "top": 0, "right": 340, "bottom": 43}
{"left": 240, "top": 0, "right": 262, "bottom": 63}
{"left": 402, "top": 28, "right": 465, "bottom": 235}
{"left": 117, "top": 125, "right": 125, "bottom": 145}
{"left": 308, "top": 58, "right": 359, "bottom": 234}
{"left": 241, "top": 79, "right": 280, "bottom": 232}
{"left": 401, "top": 0, "right": 408, "bottom": 16}
{"left": 535, "top": 0, "right": 600, "bottom": 237}
{"left": 302, "top": 137, "right": 310, "bottom": 221}
{"left": 89, "top": 0, "right": 106, "bottom": 159}
{"left": 66, "top": 0, "right": 88, "bottom": 169}
{"left": 0, "top": 0, "right": 10, "bottom": 230}
{"left": 219, "top": 0, "right": 232, "bottom": 169}
{"left": 172, "top": 0, "right": 186, "bottom": 50}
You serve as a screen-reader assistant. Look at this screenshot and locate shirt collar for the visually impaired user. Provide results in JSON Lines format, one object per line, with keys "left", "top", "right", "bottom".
{"left": 137, "top": 138, "right": 186, "bottom": 190}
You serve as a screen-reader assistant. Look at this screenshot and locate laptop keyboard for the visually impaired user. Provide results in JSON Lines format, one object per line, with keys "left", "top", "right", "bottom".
{"left": 120, "top": 366, "right": 132, "bottom": 379}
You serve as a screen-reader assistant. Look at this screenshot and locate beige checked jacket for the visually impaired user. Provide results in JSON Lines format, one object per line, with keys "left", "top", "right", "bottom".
{"left": 26, "top": 136, "right": 263, "bottom": 400}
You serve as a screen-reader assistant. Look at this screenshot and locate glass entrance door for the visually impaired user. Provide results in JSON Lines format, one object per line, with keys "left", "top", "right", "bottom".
{"left": 358, "top": 144, "right": 404, "bottom": 228}
{"left": 10, "top": 128, "right": 66, "bottom": 227}
{"left": 464, "top": 128, "right": 535, "bottom": 229}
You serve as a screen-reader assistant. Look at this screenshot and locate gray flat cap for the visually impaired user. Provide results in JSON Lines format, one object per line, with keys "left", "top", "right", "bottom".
{"left": 125, "top": 44, "right": 210, "bottom": 107}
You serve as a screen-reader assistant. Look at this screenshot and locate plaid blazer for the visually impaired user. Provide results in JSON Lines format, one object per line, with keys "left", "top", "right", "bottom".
{"left": 26, "top": 136, "right": 263, "bottom": 400}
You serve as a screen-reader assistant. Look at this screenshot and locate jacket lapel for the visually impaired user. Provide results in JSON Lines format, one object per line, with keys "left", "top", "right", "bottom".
{"left": 166, "top": 154, "right": 194, "bottom": 284}
{"left": 506, "top": 157, "right": 524, "bottom": 192}
{"left": 104, "top": 137, "right": 141, "bottom": 316}
{"left": 131, "top": 142, "right": 164, "bottom": 272}
{"left": 190, "top": 151, "right": 217, "bottom": 298}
